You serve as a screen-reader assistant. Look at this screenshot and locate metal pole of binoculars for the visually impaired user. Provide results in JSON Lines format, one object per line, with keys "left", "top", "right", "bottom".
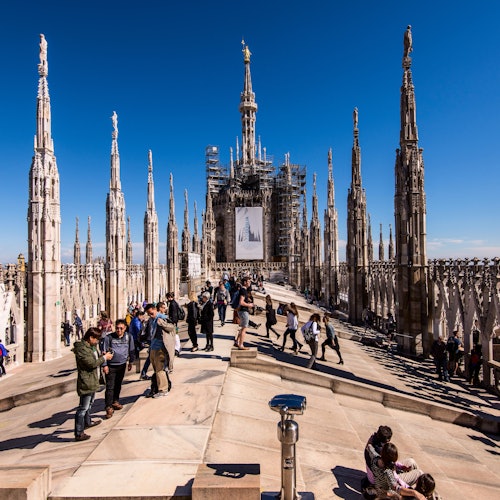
{"left": 269, "top": 394, "right": 307, "bottom": 500}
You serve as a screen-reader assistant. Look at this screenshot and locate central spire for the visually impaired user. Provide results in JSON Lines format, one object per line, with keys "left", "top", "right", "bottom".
{"left": 239, "top": 39, "right": 258, "bottom": 167}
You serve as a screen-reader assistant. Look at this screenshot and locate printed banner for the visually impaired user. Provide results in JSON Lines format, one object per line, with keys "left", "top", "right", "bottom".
{"left": 235, "top": 207, "right": 263, "bottom": 260}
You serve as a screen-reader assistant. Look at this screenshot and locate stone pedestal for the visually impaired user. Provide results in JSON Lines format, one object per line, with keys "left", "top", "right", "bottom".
{"left": 230, "top": 347, "right": 258, "bottom": 366}
{"left": 192, "top": 463, "right": 260, "bottom": 500}
{"left": 0, "top": 465, "right": 51, "bottom": 500}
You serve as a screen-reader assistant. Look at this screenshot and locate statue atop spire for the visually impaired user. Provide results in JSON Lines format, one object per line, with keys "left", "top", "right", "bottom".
{"left": 111, "top": 111, "right": 118, "bottom": 139}
{"left": 353, "top": 107, "right": 358, "bottom": 130}
{"left": 38, "top": 34, "right": 48, "bottom": 76}
{"left": 241, "top": 39, "right": 251, "bottom": 63}
{"left": 403, "top": 25, "right": 413, "bottom": 68}
{"left": 404, "top": 25, "right": 413, "bottom": 58}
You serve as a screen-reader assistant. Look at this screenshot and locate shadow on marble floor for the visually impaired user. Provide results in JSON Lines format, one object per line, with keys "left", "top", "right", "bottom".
{"left": 0, "top": 430, "right": 74, "bottom": 451}
{"left": 331, "top": 465, "right": 364, "bottom": 499}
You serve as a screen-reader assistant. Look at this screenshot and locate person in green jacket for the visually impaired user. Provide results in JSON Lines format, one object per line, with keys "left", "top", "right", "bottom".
{"left": 72, "top": 327, "right": 114, "bottom": 442}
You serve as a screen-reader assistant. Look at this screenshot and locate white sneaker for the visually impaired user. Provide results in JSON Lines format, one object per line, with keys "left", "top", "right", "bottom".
{"left": 153, "top": 391, "right": 168, "bottom": 398}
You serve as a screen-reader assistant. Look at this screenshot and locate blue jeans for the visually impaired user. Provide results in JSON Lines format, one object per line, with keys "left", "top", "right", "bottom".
{"left": 217, "top": 303, "right": 227, "bottom": 323}
{"left": 75, "top": 392, "right": 95, "bottom": 436}
{"left": 141, "top": 347, "right": 151, "bottom": 376}
{"left": 437, "top": 357, "right": 449, "bottom": 381}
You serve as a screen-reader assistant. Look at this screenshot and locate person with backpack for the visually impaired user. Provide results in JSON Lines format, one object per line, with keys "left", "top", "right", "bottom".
{"left": 101, "top": 319, "right": 135, "bottom": 419}
{"left": 62, "top": 319, "right": 73, "bottom": 347}
{"left": 214, "top": 280, "right": 230, "bottom": 326}
{"left": 430, "top": 336, "right": 449, "bottom": 382}
{"left": 301, "top": 313, "right": 321, "bottom": 369}
{"left": 264, "top": 294, "right": 280, "bottom": 340}
{"left": 73, "top": 313, "right": 84, "bottom": 340}
{"left": 446, "top": 331, "right": 461, "bottom": 377}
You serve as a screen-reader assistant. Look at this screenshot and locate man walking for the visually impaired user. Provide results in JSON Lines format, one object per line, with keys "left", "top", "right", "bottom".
{"left": 318, "top": 313, "right": 343, "bottom": 364}
{"left": 431, "top": 335, "right": 449, "bottom": 382}
{"left": 145, "top": 303, "right": 175, "bottom": 398}
{"left": 102, "top": 319, "right": 135, "bottom": 418}
{"left": 73, "top": 328, "right": 114, "bottom": 441}
{"left": 166, "top": 293, "right": 183, "bottom": 356}
{"left": 73, "top": 313, "right": 84, "bottom": 340}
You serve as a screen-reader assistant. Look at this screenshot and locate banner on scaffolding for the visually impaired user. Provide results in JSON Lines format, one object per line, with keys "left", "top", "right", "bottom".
{"left": 235, "top": 207, "right": 263, "bottom": 260}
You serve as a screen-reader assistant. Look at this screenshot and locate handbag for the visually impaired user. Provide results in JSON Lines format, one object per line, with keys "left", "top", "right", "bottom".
{"left": 302, "top": 322, "right": 315, "bottom": 342}
{"left": 233, "top": 309, "right": 240, "bottom": 324}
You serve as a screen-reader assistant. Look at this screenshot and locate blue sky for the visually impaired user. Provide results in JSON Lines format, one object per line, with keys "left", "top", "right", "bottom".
{"left": 0, "top": 0, "right": 499, "bottom": 264}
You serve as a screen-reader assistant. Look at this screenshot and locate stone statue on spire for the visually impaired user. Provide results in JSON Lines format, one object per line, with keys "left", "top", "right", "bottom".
{"left": 353, "top": 107, "right": 358, "bottom": 130}
{"left": 38, "top": 34, "right": 48, "bottom": 76}
{"left": 403, "top": 25, "right": 413, "bottom": 59}
{"left": 111, "top": 111, "right": 118, "bottom": 139}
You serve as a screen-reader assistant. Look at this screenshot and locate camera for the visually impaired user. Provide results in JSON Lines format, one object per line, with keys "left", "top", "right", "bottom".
{"left": 108, "top": 348, "right": 114, "bottom": 355}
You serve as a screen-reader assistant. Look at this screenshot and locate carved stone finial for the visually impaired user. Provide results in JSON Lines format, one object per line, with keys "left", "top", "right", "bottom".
{"left": 353, "top": 107, "right": 358, "bottom": 130}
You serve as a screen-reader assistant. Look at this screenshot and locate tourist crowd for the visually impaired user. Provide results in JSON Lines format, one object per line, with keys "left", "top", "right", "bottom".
{"left": 71, "top": 274, "right": 351, "bottom": 441}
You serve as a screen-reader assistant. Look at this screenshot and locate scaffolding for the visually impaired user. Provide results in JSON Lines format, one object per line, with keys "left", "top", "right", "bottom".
{"left": 205, "top": 145, "right": 227, "bottom": 195}
{"left": 274, "top": 157, "right": 306, "bottom": 257}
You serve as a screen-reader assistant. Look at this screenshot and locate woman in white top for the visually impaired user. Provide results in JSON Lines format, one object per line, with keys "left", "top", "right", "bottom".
{"left": 279, "top": 303, "right": 303, "bottom": 354}
{"left": 301, "top": 313, "right": 321, "bottom": 369}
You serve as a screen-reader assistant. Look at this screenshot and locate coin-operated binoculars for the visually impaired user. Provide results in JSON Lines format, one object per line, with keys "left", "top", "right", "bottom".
{"left": 269, "top": 394, "right": 307, "bottom": 500}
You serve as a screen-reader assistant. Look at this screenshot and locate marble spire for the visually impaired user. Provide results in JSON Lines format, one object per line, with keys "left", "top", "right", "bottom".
{"left": 27, "top": 34, "right": 62, "bottom": 362}
{"left": 192, "top": 201, "right": 201, "bottom": 254}
{"left": 394, "top": 25, "right": 428, "bottom": 353}
{"left": 144, "top": 150, "right": 159, "bottom": 301}
{"left": 239, "top": 39, "right": 257, "bottom": 167}
{"left": 347, "top": 107, "right": 368, "bottom": 323}
{"left": 105, "top": 111, "right": 127, "bottom": 320}
{"left": 182, "top": 189, "right": 191, "bottom": 253}
{"left": 166, "top": 173, "right": 179, "bottom": 294}
{"left": 74, "top": 217, "right": 81, "bottom": 265}
{"left": 86, "top": 216, "right": 93, "bottom": 264}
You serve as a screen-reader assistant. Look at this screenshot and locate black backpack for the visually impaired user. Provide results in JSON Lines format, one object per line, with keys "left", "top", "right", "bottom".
{"left": 230, "top": 291, "right": 240, "bottom": 309}
{"left": 177, "top": 301, "right": 186, "bottom": 321}
{"left": 446, "top": 336, "right": 457, "bottom": 354}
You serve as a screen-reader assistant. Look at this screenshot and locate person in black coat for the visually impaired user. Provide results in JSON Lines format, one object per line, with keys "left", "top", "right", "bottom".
{"left": 186, "top": 291, "right": 200, "bottom": 352}
{"left": 265, "top": 294, "right": 280, "bottom": 340}
{"left": 200, "top": 292, "right": 214, "bottom": 352}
